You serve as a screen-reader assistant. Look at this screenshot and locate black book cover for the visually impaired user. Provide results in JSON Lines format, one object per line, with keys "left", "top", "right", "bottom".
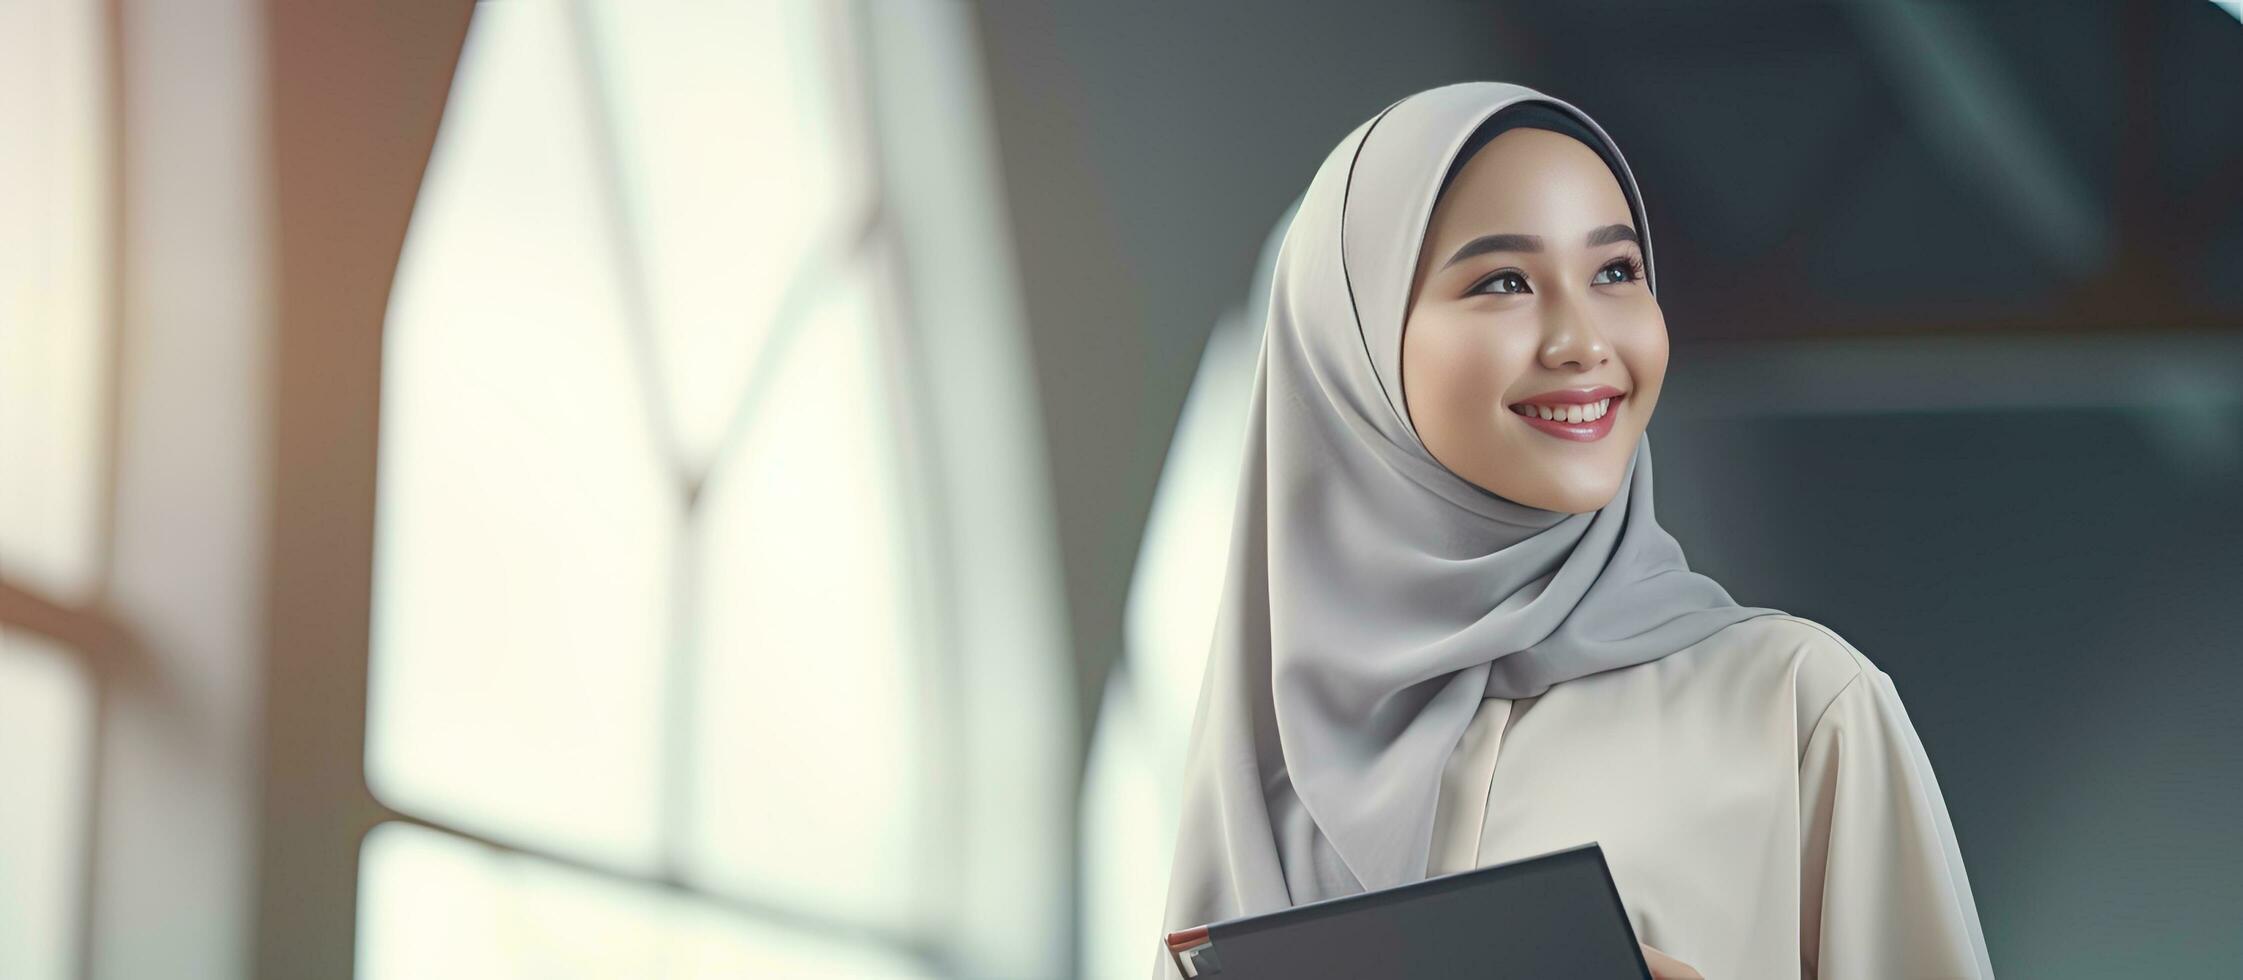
{"left": 1165, "top": 841, "right": 1652, "bottom": 980}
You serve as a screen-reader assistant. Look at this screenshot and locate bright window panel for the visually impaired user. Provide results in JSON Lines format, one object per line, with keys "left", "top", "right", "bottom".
{"left": 1090, "top": 308, "right": 1265, "bottom": 977}
{"left": 0, "top": 630, "right": 94, "bottom": 980}
{"left": 1124, "top": 311, "right": 1263, "bottom": 773}
{"left": 0, "top": 0, "right": 109, "bottom": 602}
{"left": 1078, "top": 674, "right": 1175, "bottom": 980}
{"left": 368, "top": 0, "right": 677, "bottom": 870}
{"left": 687, "top": 269, "right": 924, "bottom": 928}
{"left": 579, "top": 0, "right": 852, "bottom": 472}
{"left": 357, "top": 822, "right": 934, "bottom": 980}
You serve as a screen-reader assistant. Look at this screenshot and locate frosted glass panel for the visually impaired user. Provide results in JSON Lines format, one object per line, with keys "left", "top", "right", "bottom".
{"left": 688, "top": 271, "right": 923, "bottom": 927}
{"left": 0, "top": 0, "right": 108, "bottom": 601}
{"left": 580, "top": 0, "right": 851, "bottom": 471}
{"left": 358, "top": 822, "right": 934, "bottom": 980}
{"left": 368, "top": 0, "right": 676, "bottom": 870}
{"left": 0, "top": 630, "right": 93, "bottom": 980}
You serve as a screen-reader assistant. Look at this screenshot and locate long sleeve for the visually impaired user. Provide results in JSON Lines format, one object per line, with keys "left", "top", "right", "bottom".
{"left": 1798, "top": 666, "right": 1995, "bottom": 979}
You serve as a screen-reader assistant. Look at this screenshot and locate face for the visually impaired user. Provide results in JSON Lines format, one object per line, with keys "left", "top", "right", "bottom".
{"left": 1401, "top": 126, "right": 1668, "bottom": 514}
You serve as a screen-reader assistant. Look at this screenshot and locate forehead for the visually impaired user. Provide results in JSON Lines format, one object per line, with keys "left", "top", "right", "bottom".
{"left": 1428, "top": 127, "right": 1633, "bottom": 234}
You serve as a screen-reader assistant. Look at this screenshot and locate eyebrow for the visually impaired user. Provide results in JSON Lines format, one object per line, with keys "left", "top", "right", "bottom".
{"left": 1439, "top": 223, "right": 1639, "bottom": 270}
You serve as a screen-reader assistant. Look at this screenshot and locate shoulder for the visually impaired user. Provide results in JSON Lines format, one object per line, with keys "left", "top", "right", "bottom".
{"left": 1702, "top": 612, "right": 1875, "bottom": 673}
{"left": 1699, "top": 614, "right": 1877, "bottom": 749}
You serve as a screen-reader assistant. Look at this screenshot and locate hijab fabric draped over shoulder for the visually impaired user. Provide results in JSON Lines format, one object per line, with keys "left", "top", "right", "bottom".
{"left": 1154, "top": 81, "right": 1785, "bottom": 966}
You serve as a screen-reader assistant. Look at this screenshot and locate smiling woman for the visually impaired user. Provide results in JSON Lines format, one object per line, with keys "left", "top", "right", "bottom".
{"left": 1153, "top": 83, "right": 1995, "bottom": 980}
{"left": 1402, "top": 106, "right": 1668, "bottom": 515}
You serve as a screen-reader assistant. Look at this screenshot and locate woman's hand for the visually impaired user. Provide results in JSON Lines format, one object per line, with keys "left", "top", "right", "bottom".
{"left": 1639, "top": 942, "right": 1705, "bottom": 979}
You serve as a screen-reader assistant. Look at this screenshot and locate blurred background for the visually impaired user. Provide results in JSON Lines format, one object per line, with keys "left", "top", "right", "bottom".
{"left": 4, "top": 1, "right": 2241, "bottom": 977}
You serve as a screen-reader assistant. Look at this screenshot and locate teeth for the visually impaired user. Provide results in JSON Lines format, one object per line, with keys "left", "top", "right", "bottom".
{"left": 1514, "top": 397, "right": 1612, "bottom": 423}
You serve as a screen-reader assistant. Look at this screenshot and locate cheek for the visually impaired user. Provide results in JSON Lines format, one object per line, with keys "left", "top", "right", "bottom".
{"left": 1614, "top": 306, "right": 1670, "bottom": 403}
{"left": 1406, "top": 316, "right": 1523, "bottom": 423}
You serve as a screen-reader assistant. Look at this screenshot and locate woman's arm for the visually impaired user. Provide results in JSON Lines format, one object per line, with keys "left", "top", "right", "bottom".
{"left": 1798, "top": 667, "right": 1996, "bottom": 979}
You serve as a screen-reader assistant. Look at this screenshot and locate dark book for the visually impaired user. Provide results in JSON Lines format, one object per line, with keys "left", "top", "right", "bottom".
{"left": 1164, "top": 841, "right": 1651, "bottom": 979}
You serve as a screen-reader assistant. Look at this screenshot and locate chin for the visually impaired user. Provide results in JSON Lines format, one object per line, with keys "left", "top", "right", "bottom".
{"left": 1536, "top": 475, "right": 1625, "bottom": 514}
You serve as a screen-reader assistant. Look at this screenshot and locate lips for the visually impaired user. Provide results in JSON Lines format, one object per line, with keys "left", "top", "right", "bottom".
{"left": 1509, "top": 388, "right": 1625, "bottom": 442}
{"left": 1508, "top": 384, "right": 1626, "bottom": 408}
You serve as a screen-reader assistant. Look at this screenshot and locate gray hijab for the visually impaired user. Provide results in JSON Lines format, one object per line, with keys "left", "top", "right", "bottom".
{"left": 1154, "top": 81, "right": 1784, "bottom": 970}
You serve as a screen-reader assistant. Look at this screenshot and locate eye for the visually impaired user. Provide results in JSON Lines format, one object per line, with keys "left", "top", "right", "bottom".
{"left": 1594, "top": 254, "right": 1645, "bottom": 286}
{"left": 1469, "top": 270, "right": 1530, "bottom": 296}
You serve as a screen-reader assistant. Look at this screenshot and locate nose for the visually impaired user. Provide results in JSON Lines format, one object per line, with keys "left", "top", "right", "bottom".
{"left": 1537, "top": 294, "right": 1613, "bottom": 372}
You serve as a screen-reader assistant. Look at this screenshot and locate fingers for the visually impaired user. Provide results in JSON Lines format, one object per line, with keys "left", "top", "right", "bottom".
{"left": 1638, "top": 941, "right": 1706, "bottom": 980}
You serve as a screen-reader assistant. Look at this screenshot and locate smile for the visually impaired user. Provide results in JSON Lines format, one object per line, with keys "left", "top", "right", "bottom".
{"left": 1511, "top": 397, "right": 1611, "bottom": 423}
{"left": 1507, "top": 388, "right": 1625, "bottom": 442}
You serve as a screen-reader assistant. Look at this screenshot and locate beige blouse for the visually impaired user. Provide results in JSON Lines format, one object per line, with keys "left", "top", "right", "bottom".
{"left": 1427, "top": 614, "right": 1995, "bottom": 979}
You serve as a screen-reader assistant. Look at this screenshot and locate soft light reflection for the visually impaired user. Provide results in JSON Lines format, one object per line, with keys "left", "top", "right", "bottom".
{"left": 1123, "top": 306, "right": 1264, "bottom": 763}
{"left": 0, "top": 631, "right": 93, "bottom": 980}
{"left": 577, "top": 0, "right": 851, "bottom": 472}
{"left": 1078, "top": 673, "right": 1172, "bottom": 980}
{"left": 1083, "top": 191, "right": 1286, "bottom": 976}
{"left": 0, "top": 0, "right": 109, "bottom": 602}
{"left": 356, "top": 822, "right": 934, "bottom": 980}
{"left": 689, "top": 265, "right": 921, "bottom": 928}
{"left": 1085, "top": 301, "right": 1265, "bottom": 977}
{"left": 0, "top": 3, "right": 105, "bottom": 974}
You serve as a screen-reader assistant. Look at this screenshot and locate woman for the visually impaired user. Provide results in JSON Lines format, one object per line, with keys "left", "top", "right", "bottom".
{"left": 1152, "top": 82, "right": 1994, "bottom": 979}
